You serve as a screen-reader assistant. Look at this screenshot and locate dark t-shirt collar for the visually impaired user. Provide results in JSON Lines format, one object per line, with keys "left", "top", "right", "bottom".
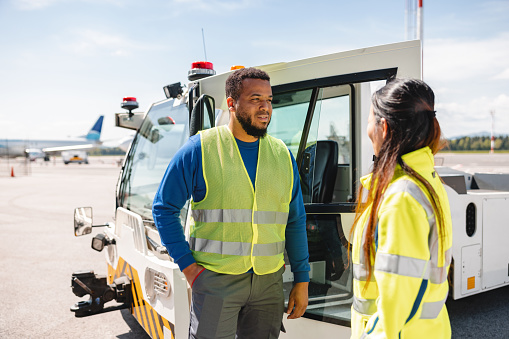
{"left": 235, "top": 137, "right": 260, "bottom": 149}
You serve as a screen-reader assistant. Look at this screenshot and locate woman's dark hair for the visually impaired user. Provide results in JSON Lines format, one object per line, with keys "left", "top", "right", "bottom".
{"left": 352, "top": 78, "right": 447, "bottom": 286}
{"left": 225, "top": 67, "right": 270, "bottom": 101}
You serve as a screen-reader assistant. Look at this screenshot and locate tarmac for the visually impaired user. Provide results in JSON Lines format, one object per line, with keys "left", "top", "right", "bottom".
{"left": 436, "top": 151, "right": 509, "bottom": 174}
{"left": 1, "top": 153, "right": 509, "bottom": 338}
{"left": 0, "top": 156, "right": 149, "bottom": 339}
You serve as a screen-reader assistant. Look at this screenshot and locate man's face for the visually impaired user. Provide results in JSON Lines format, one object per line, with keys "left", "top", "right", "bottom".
{"left": 233, "top": 78, "right": 273, "bottom": 138}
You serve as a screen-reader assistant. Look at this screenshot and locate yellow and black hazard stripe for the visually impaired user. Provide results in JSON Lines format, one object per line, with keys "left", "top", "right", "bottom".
{"left": 108, "top": 257, "right": 176, "bottom": 339}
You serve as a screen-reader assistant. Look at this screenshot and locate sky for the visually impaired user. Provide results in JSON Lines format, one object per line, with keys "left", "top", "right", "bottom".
{"left": 0, "top": 0, "right": 508, "bottom": 141}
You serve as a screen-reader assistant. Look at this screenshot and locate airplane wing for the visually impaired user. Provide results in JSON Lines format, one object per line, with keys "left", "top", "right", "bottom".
{"left": 41, "top": 143, "right": 99, "bottom": 152}
{"left": 35, "top": 116, "right": 104, "bottom": 153}
{"left": 100, "top": 135, "right": 134, "bottom": 152}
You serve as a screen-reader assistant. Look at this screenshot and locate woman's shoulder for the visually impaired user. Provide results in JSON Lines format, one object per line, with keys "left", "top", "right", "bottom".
{"left": 386, "top": 173, "right": 427, "bottom": 195}
{"left": 382, "top": 175, "right": 432, "bottom": 212}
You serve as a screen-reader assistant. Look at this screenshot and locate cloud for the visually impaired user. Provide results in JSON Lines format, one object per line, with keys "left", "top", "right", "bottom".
{"left": 424, "top": 32, "right": 509, "bottom": 81}
{"left": 480, "top": 1, "right": 509, "bottom": 16}
{"left": 13, "top": 0, "right": 61, "bottom": 10}
{"left": 64, "top": 29, "right": 161, "bottom": 57}
{"left": 13, "top": 0, "right": 127, "bottom": 10}
{"left": 423, "top": 32, "right": 509, "bottom": 137}
{"left": 494, "top": 68, "right": 509, "bottom": 80}
{"left": 437, "top": 94, "right": 509, "bottom": 137}
{"left": 170, "top": 0, "right": 254, "bottom": 14}
{"left": 68, "top": 30, "right": 126, "bottom": 55}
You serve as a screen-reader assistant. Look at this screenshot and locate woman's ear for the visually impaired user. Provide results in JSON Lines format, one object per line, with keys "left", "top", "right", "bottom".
{"left": 381, "top": 118, "right": 388, "bottom": 139}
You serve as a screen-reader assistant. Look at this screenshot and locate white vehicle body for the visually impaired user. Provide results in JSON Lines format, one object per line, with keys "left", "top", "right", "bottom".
{"left": 436, "top": 169, "right": 509, "bottom": 300}
{"left": 72, "top": 40, "right": 509, "bottom": 338}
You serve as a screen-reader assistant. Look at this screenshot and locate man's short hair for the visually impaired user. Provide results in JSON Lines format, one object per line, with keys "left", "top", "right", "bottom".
{"left": 225, "top": 67, "right": 270, "bottom": 101}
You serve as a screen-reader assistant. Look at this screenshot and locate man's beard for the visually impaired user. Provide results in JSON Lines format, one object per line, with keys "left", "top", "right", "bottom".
{"left": 236, "top": 109, "right": 270, "bottom": 138}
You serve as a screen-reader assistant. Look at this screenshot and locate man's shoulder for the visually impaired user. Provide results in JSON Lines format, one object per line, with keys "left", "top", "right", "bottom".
{"left": 265, "top": 134, "right": 293, "bottom": 157}
{"left": 174, "top": 134, "right": 201, "bottom": 160}
{"left": 201, "top": 125, "right": 226, "bottom": 136}
{"left": 264, "top": 134, "right": 287, "bottom": 148}
{"left": 189, "top": 133, "right": 201, "bottom": 145}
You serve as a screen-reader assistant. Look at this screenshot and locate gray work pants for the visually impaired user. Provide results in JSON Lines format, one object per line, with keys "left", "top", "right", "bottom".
{"left": 189, "top": 266, "right": 285, "bottom": 339}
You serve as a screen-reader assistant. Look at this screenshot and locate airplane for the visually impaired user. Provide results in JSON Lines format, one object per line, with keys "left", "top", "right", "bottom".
{"left": 0, "top": 116, "right": 106, "bottom": 160}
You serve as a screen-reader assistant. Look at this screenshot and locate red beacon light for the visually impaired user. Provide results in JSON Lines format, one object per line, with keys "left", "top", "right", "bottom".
{"left": 121, "top": 97, "right": 139, "bottom": 117}
{"left": 188, "top": 61, "right": 216, "bottom": 81}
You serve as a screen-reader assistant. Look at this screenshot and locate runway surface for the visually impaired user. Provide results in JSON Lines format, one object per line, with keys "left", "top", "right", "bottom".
{"left": 437, "top": 152, "right": 509, "bottom": 174}
{"left": 1, "top": 153, "right": 509, "bottom": 338}
{"left": 0, "top": 157, "right": 149, "bottom": 338}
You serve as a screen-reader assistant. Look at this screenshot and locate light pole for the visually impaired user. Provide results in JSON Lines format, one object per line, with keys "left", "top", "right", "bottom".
{"left": 490, "top": 110, "right": 495, "bottom": 154}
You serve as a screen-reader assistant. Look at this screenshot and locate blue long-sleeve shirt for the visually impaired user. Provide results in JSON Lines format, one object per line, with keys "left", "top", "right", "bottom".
{"left": 153, "top": 133, "right": 310, "bottom": 283}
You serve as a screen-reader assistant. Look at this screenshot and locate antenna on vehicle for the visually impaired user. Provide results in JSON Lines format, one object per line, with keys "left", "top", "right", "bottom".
{"left": 202, "top": 28, "right": 208, "bottom": 61}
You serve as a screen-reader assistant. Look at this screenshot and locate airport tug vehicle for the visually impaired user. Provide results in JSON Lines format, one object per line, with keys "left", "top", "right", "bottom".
{"left": 71, "top": 40, "right": 509, "bottom": 338}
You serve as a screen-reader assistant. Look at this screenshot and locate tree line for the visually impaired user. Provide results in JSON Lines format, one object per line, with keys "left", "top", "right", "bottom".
{"left": 88, "top": 147, "right": 126, "bottom": 156}
{"left": 446, "top": 135, "right": 509, "bottom": 151}
{"left": 87, "top": 138, "right": 509, "bottom": 153}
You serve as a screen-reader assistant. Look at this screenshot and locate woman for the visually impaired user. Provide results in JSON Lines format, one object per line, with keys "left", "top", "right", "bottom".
{"left": 350, "top": 78, "right": 453, "bottom": 338}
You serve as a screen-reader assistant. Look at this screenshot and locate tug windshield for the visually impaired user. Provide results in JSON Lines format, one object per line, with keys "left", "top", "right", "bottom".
{"left": 118, "top": 99, "right": 189, "bottom": 220}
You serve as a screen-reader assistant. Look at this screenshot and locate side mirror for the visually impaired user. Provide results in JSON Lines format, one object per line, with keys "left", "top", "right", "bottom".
{"left": 190, "top": 94, "right": 215, "bottom": 136}
{"left": 74, "top": 207, "right": 93, "bottom": 236}
{"left": 115, "top": 112, "right": 145, "bottom": 131}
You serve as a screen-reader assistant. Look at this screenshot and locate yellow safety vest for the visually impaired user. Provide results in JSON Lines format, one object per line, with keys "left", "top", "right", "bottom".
{"left": 190, "top": 125, "right": 293, "bottom": 275}
{"left": 351, "top": 147, "right": 453, "bottom": 339}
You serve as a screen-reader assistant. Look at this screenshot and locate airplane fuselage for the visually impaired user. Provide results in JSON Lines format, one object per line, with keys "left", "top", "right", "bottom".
{"left": 0, "top": 116, "right": 104, "bottom": 158}
{"left": 0, "top": 139, "right": 100, "bottom": 157}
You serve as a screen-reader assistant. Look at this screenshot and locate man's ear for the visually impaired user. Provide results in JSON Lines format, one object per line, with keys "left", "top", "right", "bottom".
{"left": 381, "top": 118, "right": 388, "bottom": 139}
{"left": 226, "top": 97, "right": 235, "bottom": 112}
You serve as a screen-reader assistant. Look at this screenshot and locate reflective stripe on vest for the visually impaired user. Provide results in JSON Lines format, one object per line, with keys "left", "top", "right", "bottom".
{"left": 189, "top": 237, "right": 285, "bottom": 257}
{"left": 353, "top": 295, "right": 446, "bottom": 320}
{"left": 192, "top": 209, "right": 289, "bottom": 225}
{"left": 354, "top": 216, "right": 377, "bottom": 284}
{"left": 420, "top": 295, "right": 447, "bottom": 319}
{"left": 353, "top": 296, "right": 377, "bottom": 316}
{"left": 374, "top": 249, "right": 452, "bottom": 284}
{"left": 353, "top": 263, "right": 369, "bottom": 281}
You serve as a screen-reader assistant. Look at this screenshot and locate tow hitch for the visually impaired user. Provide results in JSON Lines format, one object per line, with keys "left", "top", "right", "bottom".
{"left": 70, "top": 270, "right": 131, "bottom": 317}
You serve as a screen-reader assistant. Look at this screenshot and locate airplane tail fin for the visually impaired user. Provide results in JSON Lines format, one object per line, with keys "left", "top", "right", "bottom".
{"left": 85, "top": 116, "right": 104, "bottom": 141}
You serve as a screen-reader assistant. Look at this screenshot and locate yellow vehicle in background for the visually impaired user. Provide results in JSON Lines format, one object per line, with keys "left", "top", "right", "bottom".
{"left": 62, "top": 150, "right": 88, "bottom": 164}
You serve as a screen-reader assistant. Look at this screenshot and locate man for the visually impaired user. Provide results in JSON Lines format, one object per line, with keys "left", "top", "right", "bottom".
{"left": 153, "top": 67, "right": 309, "bottom": 339}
